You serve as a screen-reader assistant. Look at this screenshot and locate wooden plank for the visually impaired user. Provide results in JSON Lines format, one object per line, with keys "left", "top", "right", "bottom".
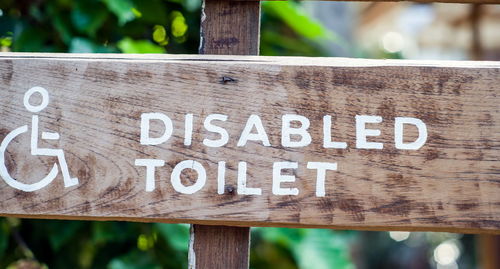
{"left": 200, "top": 0, "right": 260, "bottom": 55}
{"left": 230, "top": 0, "right": 500, "bottom": 4}
{"left": 479, "top": 235, "right": 500, "bottom": 269}
{"left": 0, "top": 53, "right": 499, "bottom": 234}
{"left": 191, "top": 1, "right": 259, "bottom": 268}
{"left": 189, "top": 225, "right": 250, "bottom": 268}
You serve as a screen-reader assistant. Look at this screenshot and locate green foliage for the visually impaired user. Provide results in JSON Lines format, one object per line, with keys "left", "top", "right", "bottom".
{"left": 108, "top": 250, "right": 160, "bottom": 269}
{"left": 102, "top": 0, "right": 136, "bottom": 26}
{"left": 117, "top": 37, "right": 165, "bottom": 53}
{"left": 263, "top": 2, "right": 332, "bottom": 41}
{"left": 0, "top": 218, "right": 191, "bottom": 268}
{"left": 71, "top": 1, "right": 108, "bottom": 36}
{"left": 155, "top": 223, "right": 190, "bottom": 252}
{"left": 0, "top": 0, "right": 200, "bottom": 53}
{"left": 0, "top": 0, "right": 334, "bottom": 56}
{"left": 260, "top": 2, "right": 336, "bottom": 56}
{"left": 0, "top": 219, "right": 357, "bottom": 268}
{"left": 251, "top": 228, "right": 356, "bottom": 269}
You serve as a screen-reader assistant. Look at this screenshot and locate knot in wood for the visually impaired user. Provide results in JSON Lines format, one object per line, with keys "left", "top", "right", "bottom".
{"left": 225, "top": 185, "right": 235, "bottom": 194}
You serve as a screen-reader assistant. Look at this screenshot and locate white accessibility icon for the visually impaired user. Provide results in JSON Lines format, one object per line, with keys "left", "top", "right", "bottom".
{"left": 0, "top": 87, "right": 79, "bottom": 192}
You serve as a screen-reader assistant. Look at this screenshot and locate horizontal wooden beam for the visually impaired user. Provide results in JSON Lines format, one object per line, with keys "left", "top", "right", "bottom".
{"left": 0, "top": 53, "right": 499, "bottom": 234}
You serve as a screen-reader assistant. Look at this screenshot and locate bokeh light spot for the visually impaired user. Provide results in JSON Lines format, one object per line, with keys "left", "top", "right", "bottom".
{"left": 171, "top": 11, "right": 188, "bottom": 38}
{"left": 434, "top": 240, "right": 460, "bottom": 266}
{"left": 389, "top": 231, "right": 410, "bottom": 242}
{"left": 382, "top": 31, "right": 405, "bottom": 53}
{"left": 153, "top": 25, "right": 168, "bottom": 45}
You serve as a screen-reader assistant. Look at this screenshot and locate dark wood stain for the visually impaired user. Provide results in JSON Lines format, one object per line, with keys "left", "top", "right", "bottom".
{"left": 413, "top": 101, "right": 442, "bottom": 124}
{"left": 336, "top": 198, "right": 365, "bottom": 221}
{"left": 420, "top": 82, "right": 435, "bottom": 95}
{"left": 318, "top": 198, "right": 336, "bottom": 213}
{"left": 212, "top": 37, "right": 240, "bottom": 49}
{"left": 425, "top": 149, "right": 440, "bottom": 161}
{"left": 478, "top": 113, "right": 494, "bottom": 127}
{"left": 372, "top": 197, "right": 413, "bottom": 217}
{"left": 123, "top": 69, "right": 153, "bottom": 84}
{"left": 83, "top": 66, "right": 119, "bottom": 83}
{"left": 377, "top": 98, "right": 396, "bottom": 120}
{"left": 293, "top": 71, "right": 311, "bottom": 90}
{"left": 456, "top": 201, "right": 480, "bottom": 210}
{"left": 1, "top": 60, "right": 13, "bottom": 84}
{"left": 331, "top": 68, "right": 386, "bottom": 92}
{"left": 387, "top": 173, "right": 416, "bottom": 189}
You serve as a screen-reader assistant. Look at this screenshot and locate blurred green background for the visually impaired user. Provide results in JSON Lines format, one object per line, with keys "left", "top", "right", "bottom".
{"left": 0, "top": 0, "right": 342, "bottom": 56}
{"left": 0, "top": 0, "right": 486, "bottom": 268}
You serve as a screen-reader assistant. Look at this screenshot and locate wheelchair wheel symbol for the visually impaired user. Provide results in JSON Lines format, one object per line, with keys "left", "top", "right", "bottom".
{"left": 0, "top": 87, "right": 78, "bottom": 192}
{"left": 0, "top": 125, "right": 59, "bottom": 192}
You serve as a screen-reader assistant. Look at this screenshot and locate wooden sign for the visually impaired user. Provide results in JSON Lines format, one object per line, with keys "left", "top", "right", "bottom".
{"left": 0, "top": 53, "right": 499, "bottom": 233}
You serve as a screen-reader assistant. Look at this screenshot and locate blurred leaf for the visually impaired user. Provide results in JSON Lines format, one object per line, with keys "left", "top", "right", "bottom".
{"left": 262, "top": 2, "right": 335, "bottom": 41}
{"left": 132, "top": 0, "right": 167, "bottom": 25}
{"left": 0, "top": 36, "right": 12, "bottom": 47}
{"left": 92, "top": 222, "right": 135, "bottom": 244}
{"left": 108, "top": 250, "right": 160, "bottom": 269}
{"left": 152, "top": 25, "right": 168, "bottom": 45}
{"left": 155, "top": 223, "right": 189, "bottom": 252}
{"left": 258, "top": 227, "right": 306, "bottom": 248}
{"left": 261, "top": 31, "right": 323, "bottom": 56}
{"left": 102, "top": 0, "right": 136, "bottom": 25}
{"left": 44, "top": 221, "right": 85, "bottom": 251}
{"left": 51, "top": 13, "right": 73, "bottom": 44}
{"left": 13, "top": 25, "right": 47, "bottom": 52}
{"left": 79, "top": 239, "right": 96, "bottom": 269}
{"left": 170, "top": 11, "right": 188, "bottom": 38}
{"left": 117, "top": 37, "right": 165, "bottom": 53}
{"left": 71, "top": 1, "right": 108, "bottom": 36}
{"left": 254, "top": 228, "right": 355, "bottom": 269}
{"left": 294, "top": 230, "right": 354, "bottom": 269}
{"left": 28, "top": 5, "right": 44, "bottom": 22}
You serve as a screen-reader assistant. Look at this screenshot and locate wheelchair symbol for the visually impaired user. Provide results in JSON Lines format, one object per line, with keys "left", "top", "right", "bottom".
{"left": 0, "top": 87, "right": 79, "bottom": 192}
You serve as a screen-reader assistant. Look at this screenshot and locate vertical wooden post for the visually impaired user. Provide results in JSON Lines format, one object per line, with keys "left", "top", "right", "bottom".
{"left": 188, "top": 1, "right": 260, "bottom": 268}
{"left": 470, "top": 4, "right": 483, "bottom": 60}
{"left": 478, "top": 235, "right": 500, "bottom": 269}
{"left": 199, "top": 0, "right": 261, "bottom": 55}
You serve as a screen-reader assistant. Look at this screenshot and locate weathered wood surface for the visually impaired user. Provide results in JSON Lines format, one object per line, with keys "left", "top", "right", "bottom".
{"left": 191, "top": 1, "right": 259, "bottom": 268}
{"left": 231, "top": 0, "right": 500, "bottom": 4}
{"left": 200, "top": 0, "right": 260, "bottom": 55}
{"left": 479, "top": 235, "right": 500, "bottom": 269}
{"left": 0, "top": 53, "right": 499, "bottom": 234}
{"left": 189, "top": 225, "right": 250, "bottom": 268}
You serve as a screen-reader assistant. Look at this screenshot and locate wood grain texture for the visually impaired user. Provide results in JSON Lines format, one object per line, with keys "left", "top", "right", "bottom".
{"left": 229, "top": 0, "right": 500, "bottom": 4}
{"left": 200, "top": 0, "right": 260, "bottom": 55}
{"left": 189, "top": 225, "right": 250, "bottom": 269}
{"left": 191, "top": 1, "right": 259, "bottom": 268}
{"left": 478, "top": 235, "right": 500, "bottom": 269}
{"left": 0, "top": 53, "right": 499, "bottom": 234}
